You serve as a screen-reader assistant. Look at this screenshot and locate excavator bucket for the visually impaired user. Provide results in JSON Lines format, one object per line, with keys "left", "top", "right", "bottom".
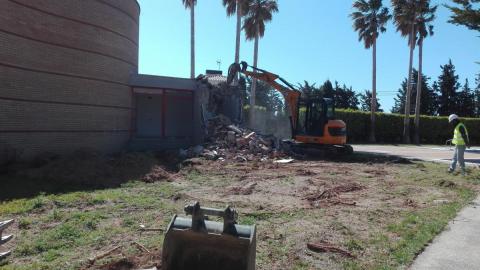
{"left": 162, "top": 202, "right": 256, "bottom": 270}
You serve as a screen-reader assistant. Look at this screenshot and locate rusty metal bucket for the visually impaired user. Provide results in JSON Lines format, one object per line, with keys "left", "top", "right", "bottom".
{"left": 162, "top": 202, "right": 256, "bottom": 270}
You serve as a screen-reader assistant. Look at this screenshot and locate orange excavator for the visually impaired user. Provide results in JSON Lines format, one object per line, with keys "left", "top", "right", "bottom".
{"left": 227, "top": 61, "right": 353, "bottom": 155}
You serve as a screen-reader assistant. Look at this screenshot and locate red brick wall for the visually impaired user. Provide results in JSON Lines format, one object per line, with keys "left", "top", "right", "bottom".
{"left": 0, "top": 0, "right": 139, "bottom": 159}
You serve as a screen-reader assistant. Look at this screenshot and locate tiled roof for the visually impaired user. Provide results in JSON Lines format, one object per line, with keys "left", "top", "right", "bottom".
{"left": 205, "top": 74, "right": 227, "bottom": 86}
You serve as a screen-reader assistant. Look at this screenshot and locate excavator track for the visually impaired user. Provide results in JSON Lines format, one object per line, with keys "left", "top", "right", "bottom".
{"left": 281, "top": 140, "right": 353, "bottom": 157}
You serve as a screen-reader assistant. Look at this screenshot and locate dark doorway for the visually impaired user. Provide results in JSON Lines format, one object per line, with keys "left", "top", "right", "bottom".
{"left": 136, "top": 94, "right": 162, "bottom": 137}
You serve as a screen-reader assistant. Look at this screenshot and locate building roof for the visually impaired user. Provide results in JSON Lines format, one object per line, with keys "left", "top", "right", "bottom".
{"left": 129, "top": 74, "right": 197, "bottom": 90}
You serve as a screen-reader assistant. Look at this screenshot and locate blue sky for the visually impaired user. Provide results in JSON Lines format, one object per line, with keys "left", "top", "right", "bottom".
{"left": 137, "top": 0, "right": 479, "bottom": 111}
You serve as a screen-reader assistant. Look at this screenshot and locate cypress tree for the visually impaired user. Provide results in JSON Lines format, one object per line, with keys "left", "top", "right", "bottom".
{"left": 457, "top": 79, "right": 476, "bottom": 117}
{"left": 437, "top": 59, "right": 460, "bottom": 116}
{"left": 360, "top": 90, "right": 383, "bottom": 112}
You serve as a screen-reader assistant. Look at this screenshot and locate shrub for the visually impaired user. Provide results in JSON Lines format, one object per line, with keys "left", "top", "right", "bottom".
{"left": 336, "top": 109, "right": 480, "bottom": 145}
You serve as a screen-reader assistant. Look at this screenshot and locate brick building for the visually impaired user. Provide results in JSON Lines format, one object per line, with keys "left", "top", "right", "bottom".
{"left": 0, "top": 0, "right": 205, "bottom": 160}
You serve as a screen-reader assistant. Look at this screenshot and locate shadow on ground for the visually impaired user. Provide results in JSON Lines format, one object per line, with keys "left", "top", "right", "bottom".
{"left": 0, "top": 149, "right": 180, "bottom": 201}
{"left": 298, "top": 151, "right": 415, "bottom": 165}
{"left": 0, "top": 149, "right": 415, "bottom": 202}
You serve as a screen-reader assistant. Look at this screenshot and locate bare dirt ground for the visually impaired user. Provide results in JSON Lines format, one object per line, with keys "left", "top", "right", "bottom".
{"left": 0, "top": 153, "right": 479, "bottom": 270}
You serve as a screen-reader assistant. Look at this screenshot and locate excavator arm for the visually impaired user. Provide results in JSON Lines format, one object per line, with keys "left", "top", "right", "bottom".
{"left": 227, "top": 61, "right": 301, "bottom": 130}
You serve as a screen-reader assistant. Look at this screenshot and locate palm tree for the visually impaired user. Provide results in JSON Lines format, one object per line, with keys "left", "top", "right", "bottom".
{"left": 182, "top": 0, "right": 197, "bottom": 79}
{"left": 392, "top": 0, "right": 420, "bottom": 144}
{"left": 222, "top": 0, "right": 249, "bottom": 67}
{"left": 351, "top": 0, "right": 391, "bottom": 143}
{"left": 242, "top": 0, "right": 278, "bottom": 115}
{"left": 413, "top": 1, "right": 437, "bottom": 145}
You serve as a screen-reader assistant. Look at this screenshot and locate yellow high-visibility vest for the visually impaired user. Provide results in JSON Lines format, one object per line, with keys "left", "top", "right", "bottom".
{"left": 453, "top": 123, "right": 469, "bottom": 146}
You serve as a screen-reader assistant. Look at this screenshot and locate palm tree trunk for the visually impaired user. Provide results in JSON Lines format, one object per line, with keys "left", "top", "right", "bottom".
{"left": 414, "top": 37, "right": 423, "bottom": 145}
{"left": 252, "top": 33, "right": 259, "bottom": 105}
{"left": 235, "top": 1, "right": 242, "bottom": 121}
{"left": 415, "top": 37, "right": 423, "bottom": 144}
{"left": 250, "top": 30, "right": 259, "bottom": 126}
{"left": 235, "top": 1, "right": 241, "bottom": 64}
{"left": 190, "top": 5, "right": 195, "bottom": 79}
{"left": 369, "top": 35, "right": 377, "bottom": 143}
{"left": 403, "top": 24, "right": 415, "bottom": 144}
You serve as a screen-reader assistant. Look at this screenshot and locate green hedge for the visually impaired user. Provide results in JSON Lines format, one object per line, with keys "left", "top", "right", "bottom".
{"left": 336, "top": 109, "right": 480, "bottom": 145}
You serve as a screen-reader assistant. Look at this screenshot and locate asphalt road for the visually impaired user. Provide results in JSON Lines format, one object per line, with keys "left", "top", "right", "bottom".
{"left": 353, "top": 144, "right": 480, "bottom": 270}
{"left": 353, "top": 145, "right": 480, "bottom": 166}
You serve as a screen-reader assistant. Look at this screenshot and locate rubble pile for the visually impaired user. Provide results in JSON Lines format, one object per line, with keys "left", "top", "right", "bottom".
{"left": 181, "top": 115, "right": 289, "bottom": 162}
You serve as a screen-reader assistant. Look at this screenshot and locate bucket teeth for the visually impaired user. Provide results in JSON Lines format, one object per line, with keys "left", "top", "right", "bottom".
{"left": 0, "top": 251, "right": 11, "bottom": 260}
{"left": 0, "top": 220, "right": 13, "bottom": 231}
{"left": 0, "top": 235, "right": 13, "bottom": 245}
{"left": 0, "top": 219, "right": 14, "bottom": 260}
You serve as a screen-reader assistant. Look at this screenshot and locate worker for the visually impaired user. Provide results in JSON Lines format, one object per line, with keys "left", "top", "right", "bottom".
{"left": 448, "top": 114, "right": 470, "bottom": 175}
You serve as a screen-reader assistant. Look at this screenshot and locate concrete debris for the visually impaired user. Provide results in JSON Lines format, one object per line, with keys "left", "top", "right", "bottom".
{"left": 227, "top": 131, "right": 236, "bottom": 145}
{"left": 273, "top": 158, "right": 295, "bottom": 164}
{"left": 183, "top": 114, "right": 290, "bottom": 162}
{"left": 244, "top": 132, "right": 255, "bottom": 139}
{"left": 227, "top": 125, "right": 243, "bottom": 134}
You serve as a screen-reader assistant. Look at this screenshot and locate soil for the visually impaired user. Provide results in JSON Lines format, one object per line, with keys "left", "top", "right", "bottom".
{"left": 0, "top": 150, "right": 177, "bottom": 200}
{"left": 4, "top": 152, "right": 478, "bottom": 270}
{"left": 84, "top": 248, "right": 162, "bottom": 270}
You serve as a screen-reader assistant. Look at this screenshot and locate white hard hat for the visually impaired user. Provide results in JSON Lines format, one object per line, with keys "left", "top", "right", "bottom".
{"left": 448, "top": 114, "right": 458, "bottom": 123}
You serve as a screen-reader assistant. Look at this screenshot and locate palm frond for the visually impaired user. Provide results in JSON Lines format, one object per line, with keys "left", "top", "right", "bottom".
{"left": 351, "top": 0, "right": 391, "bottom": 49}
{"left": 222, "top": 0, "right": 237, "bottom": 16}
{"left": 242, "top": 0, "right": 278, "bottom": 40}
{"left": 181, "top": 0, "right": 196, "bottom": 9}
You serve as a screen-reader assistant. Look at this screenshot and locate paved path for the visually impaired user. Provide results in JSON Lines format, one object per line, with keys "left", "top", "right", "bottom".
{"left": 353, "top": 145, "right": 480, "bottom": 270}
{"left": 409, "top": 197, "right": 480, "bottom": 270}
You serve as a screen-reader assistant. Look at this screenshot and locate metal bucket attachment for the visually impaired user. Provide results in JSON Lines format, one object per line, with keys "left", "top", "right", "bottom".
{"left": 162, "top": 202, "right": 256, "bottom": 270}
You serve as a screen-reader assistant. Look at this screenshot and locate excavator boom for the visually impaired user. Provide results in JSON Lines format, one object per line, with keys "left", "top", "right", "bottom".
{"left": 227, "top": 62, "right": 301, "bottom": 130}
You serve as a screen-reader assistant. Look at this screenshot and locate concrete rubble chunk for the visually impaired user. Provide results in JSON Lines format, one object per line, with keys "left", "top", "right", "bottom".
{"left": 236, "top": 138, "right": 248, "bottom": 147}
{"left": 274, "top": 158, "right": 295, "bottom": 164}
{"left": 202, "top": 150, "right": 218, "bottom": 160}
{"left": 235, "top": 155, "right": 248, "bottom": 162}
{"left": 227, "top": 131, "right": 236, "bottom": 145}
{"left": 191, "top": 145, "right": 204, "bottom": 155}
{"left": 227, "top": 125, "right": 243, "bottom": 134}
{"left": 244, "top": 132, "right": 255, "bottom": 139}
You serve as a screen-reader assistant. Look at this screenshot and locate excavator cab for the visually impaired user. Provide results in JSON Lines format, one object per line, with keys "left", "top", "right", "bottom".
{"left": 296, "top": 98, "right": 333, "bottom": 137}
{"left": 294, "top": 98, "right": 348, "bottom": 147}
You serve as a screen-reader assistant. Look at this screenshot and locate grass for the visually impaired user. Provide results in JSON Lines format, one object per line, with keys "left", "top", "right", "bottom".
{"left": 338, "top": 172, "right": 477, "bottom": 270}
{"left": 0, "top": 180, "right": 179, "bottom": 270}
{"left": 0, "top": 155, "right": 478, "bottom": 270}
